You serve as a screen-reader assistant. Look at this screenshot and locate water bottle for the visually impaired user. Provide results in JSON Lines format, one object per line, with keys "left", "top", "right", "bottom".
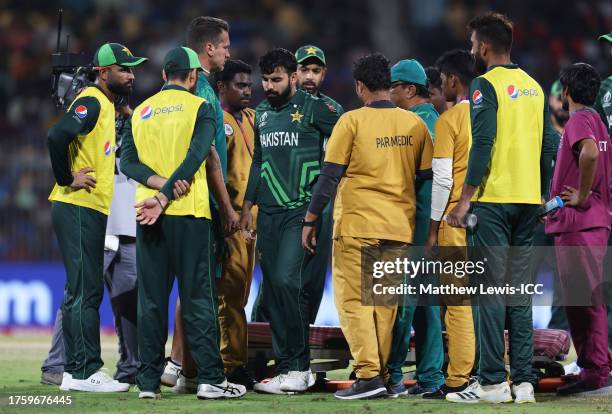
{"left": 539, "top": 196, "right": 564, "bottom": 217}
{"left": 443, "top": 213, "right": 477, "bottom": 230}
{"left": 463, "top": 213, "right": 477, "bottom": 230}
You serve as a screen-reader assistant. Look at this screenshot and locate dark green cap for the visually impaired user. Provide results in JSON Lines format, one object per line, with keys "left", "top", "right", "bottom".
{"left": 163, "top": 47, "right": 203, "bottom": 73}
{"left": 295, "top": 45, "right": 326, "bottom": 65}
{"left": 391, "top": 59, "right": 427, "bottom": 86}
{"left": 598, "top": 32, "right": 612, "bottom": 42}
{"left": 93, "top": 43, "right": 148, "bottom": 67}
{"left": 550, "top": 79, "right": 562, "bottom": 97}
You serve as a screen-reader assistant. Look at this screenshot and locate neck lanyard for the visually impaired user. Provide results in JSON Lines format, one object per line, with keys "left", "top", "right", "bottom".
{"left": 231, "top": 110, "right": 254, "bottom": 158}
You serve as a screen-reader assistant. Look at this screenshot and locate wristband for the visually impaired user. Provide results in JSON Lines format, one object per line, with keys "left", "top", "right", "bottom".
{"left": 154, "top": 195, "right": 164, "bottom": 209}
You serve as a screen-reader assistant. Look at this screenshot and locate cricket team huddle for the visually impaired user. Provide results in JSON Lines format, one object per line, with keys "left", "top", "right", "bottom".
{"left": 43, "top": 10, "right": 612, "bottom": 403}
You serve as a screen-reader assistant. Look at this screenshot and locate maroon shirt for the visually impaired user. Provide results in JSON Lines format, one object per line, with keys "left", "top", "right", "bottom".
{"left": 546, "top": 108, "right": 612, "bottom": 234}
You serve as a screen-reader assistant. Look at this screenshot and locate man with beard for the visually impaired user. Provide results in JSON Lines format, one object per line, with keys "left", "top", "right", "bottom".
{"left": 294, "top": 44, "right": 343, "bottom": 323}
{"left": 46, "top": 43, "right": 147, "bottom": 392}
{"left": 446, "top": 12, "right": 557, "bottom": 403}
{"left": 121, "top": 46, "right": 244, "bottom": 400}
{"left": 240, "top": 48, "right": 340, "bottom": 394}
{"left": 41, "top": 82, "right": 150, "bottom": 389}
{"left": 162, "top": 16, "right": 239, "bottom": 389}
{"left": 250, "top": 45, "right": 344, "bottom": 324}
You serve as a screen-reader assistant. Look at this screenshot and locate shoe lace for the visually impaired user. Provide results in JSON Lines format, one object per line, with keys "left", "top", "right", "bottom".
{"left": 214, "top": 382, "right": 240, "bottom": 395}
{"left": 92, "top": 370, "right": 114, "bottom": 383}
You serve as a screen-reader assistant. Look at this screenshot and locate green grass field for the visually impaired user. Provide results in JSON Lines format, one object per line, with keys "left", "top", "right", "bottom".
{"left": 0, "top": 334, "right": 609, "bottom": 414}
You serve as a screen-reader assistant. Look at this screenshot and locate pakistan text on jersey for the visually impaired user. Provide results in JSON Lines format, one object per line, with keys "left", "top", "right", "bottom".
{"left": 260, "top": 132, "right": 299, "bottom": 147}
{"left": 376, "top": 135, "right": 414, "bottom": 148}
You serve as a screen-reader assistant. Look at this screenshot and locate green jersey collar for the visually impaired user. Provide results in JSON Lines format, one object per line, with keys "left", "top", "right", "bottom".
{"left": 162, "top": 84, "right": 189, "bottom": 92}
{"left": 487, "top": 63, "right": 519, "bottom": 72}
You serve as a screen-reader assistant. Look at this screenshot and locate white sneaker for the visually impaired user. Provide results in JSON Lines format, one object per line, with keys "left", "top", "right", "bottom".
{"left": 161, "top": 359, "right": 181, "bottom": 387}
{"left": 59, "top": 373, "right": 72, "bottom": 391}
{"left": 446, "top": 380, "right": 482, "bottom": 403}
{"left": 171, "top": 371, "right": 198, "bottom": 394}
{"left": 447, "top": 381, "right": 512, "bottom": 403}
{"left": 139, "top": 390, "right": 161, "bottom": 399}
{"left": 253, "top": 374, "right": 289, "bottom": 395}
{"left": 512, "top": 382, "right": 535, "bottom": 404}
{"left": 70, "top": 370, "right": 130, "bottom": 392}
{"left": 480, "top": 382, "right": 513, "bottom": 403}
{"left": 280, "top": 370, "right": 312, "bottom": 392}
{"left": 564, "top": 361, "right": 582, "bottom": 376}
{"left": 197, "top": 380, "right": 246, "bottom": 399}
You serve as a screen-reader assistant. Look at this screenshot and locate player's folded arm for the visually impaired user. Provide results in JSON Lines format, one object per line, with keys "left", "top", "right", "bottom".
{"left": 47, "top": 96, "right": 101, "bottom": 186}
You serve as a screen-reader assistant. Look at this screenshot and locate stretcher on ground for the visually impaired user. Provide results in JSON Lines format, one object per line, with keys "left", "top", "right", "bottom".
{"left": 247, "top": 322, "right": 571, "bottom": 392}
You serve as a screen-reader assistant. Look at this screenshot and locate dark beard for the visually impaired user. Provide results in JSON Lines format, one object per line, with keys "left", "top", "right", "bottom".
{"left": 562, "top": 98, "right": 569, "bottom": 112}
{"left": 553, "top": 109, "right": 569, "bottom": 126}
{"left": 266, "top": 85, "right": 292, "bottom": 107}
{"left": 107, "top": 78, "right": 133, "bottom": 96}
{"left": 473, "top": 54, "right": 487, "bottom": 76}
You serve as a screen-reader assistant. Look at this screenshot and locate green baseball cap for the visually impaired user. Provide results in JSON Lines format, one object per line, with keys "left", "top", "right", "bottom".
{"left": 598, "top": 32, "right": 612, "bottom": 42}
{"left": 295, "top": 45, "right": 326, "bottom": 66}
{"left": 391, "top": 59, "right": 427, "bottom": 86}
{"left": 550, "top": 79, "right": 562, "bottom": 97}
{"left": 93, "top": 43, "right": 148, "bottom": 67}
{"left": 163, "top": 47, "right": 203, "bottom": 73}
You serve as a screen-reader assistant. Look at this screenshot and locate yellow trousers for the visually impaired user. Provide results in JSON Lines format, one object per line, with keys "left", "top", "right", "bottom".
{"left": 438, "top": 220, "right": 475, "bottom": 387}
{"left": 333, "top": 236, "right": 398, "bottom": 380}
{"left": 217, "top": 223, "right": 256, "bottom": 372}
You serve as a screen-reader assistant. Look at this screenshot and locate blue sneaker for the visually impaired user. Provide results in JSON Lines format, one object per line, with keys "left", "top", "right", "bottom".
{"left": 408, "top": 384, "right": 438, "bottom": 397}
{"left": 386, "top": 382, "right": 408, "bottom": 398}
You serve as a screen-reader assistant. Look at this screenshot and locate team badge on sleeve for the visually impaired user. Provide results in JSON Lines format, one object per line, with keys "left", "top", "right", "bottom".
{"left": 224, "top": 123, "right": 234, "bottom": 136}
{"left": 472, "top": 90, "right": 483, "bottom": 105}
{"left": 326, "top": 103, "right": 337, "bottom": 113}
{"left": 74, "top": 105, "right": 88, "bottom": 119}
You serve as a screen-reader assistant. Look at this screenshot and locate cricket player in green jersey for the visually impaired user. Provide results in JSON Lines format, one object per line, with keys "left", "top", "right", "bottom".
{"left": 295, "top": 44, "right": 344, "bottom": 323}
{"left": 249, "top": 44, "right": 344, "bottom": 324}
{"left": 386, "top": 58, "right": 444, "bottom": 397}
{"left": 240, "top": 48, "right": 340, "bottom": 394}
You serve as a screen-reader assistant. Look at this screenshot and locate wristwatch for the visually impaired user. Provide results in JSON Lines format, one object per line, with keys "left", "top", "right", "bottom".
{"left": 301, "top": 219, "right": 317, "bottom": 227}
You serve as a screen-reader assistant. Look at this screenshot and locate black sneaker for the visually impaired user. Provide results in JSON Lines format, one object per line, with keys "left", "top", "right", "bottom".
{"left": 423, "top": 382, "right": 468, "bottom": 399}
{"left": 40, "top": 370, "right": 63, "bottom": 386}
{"left": 557, "top": 378, "right": 612, "bottom": 396}
{"left": 227, "top": 366, "right": 257, "bottom": 390}
{"left": 334, "top": 376, "right": 387, "bottom": 400}
{"left": 116, "top": 374, "right": 136, "bottom": 385}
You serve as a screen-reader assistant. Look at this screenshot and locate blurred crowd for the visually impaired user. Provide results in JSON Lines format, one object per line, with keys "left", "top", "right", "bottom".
{"left": 1, "top": 0, "right": 611, "bottom": 261}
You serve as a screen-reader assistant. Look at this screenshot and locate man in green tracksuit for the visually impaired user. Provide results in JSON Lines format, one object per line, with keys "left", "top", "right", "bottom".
{"left": 250, "top": 45, "right": 344, "bottom": 324}
{"left": 446, "top": 13, "right": 556, "bottom": 404}
{"left": 386, "top": 58, "right": 444, "bottom": 396}
{"left": 240, "top": 48, "right": 340, "bottom": 394}
{"left": 120, "top": 47, "right": 244, "bottom": 400}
